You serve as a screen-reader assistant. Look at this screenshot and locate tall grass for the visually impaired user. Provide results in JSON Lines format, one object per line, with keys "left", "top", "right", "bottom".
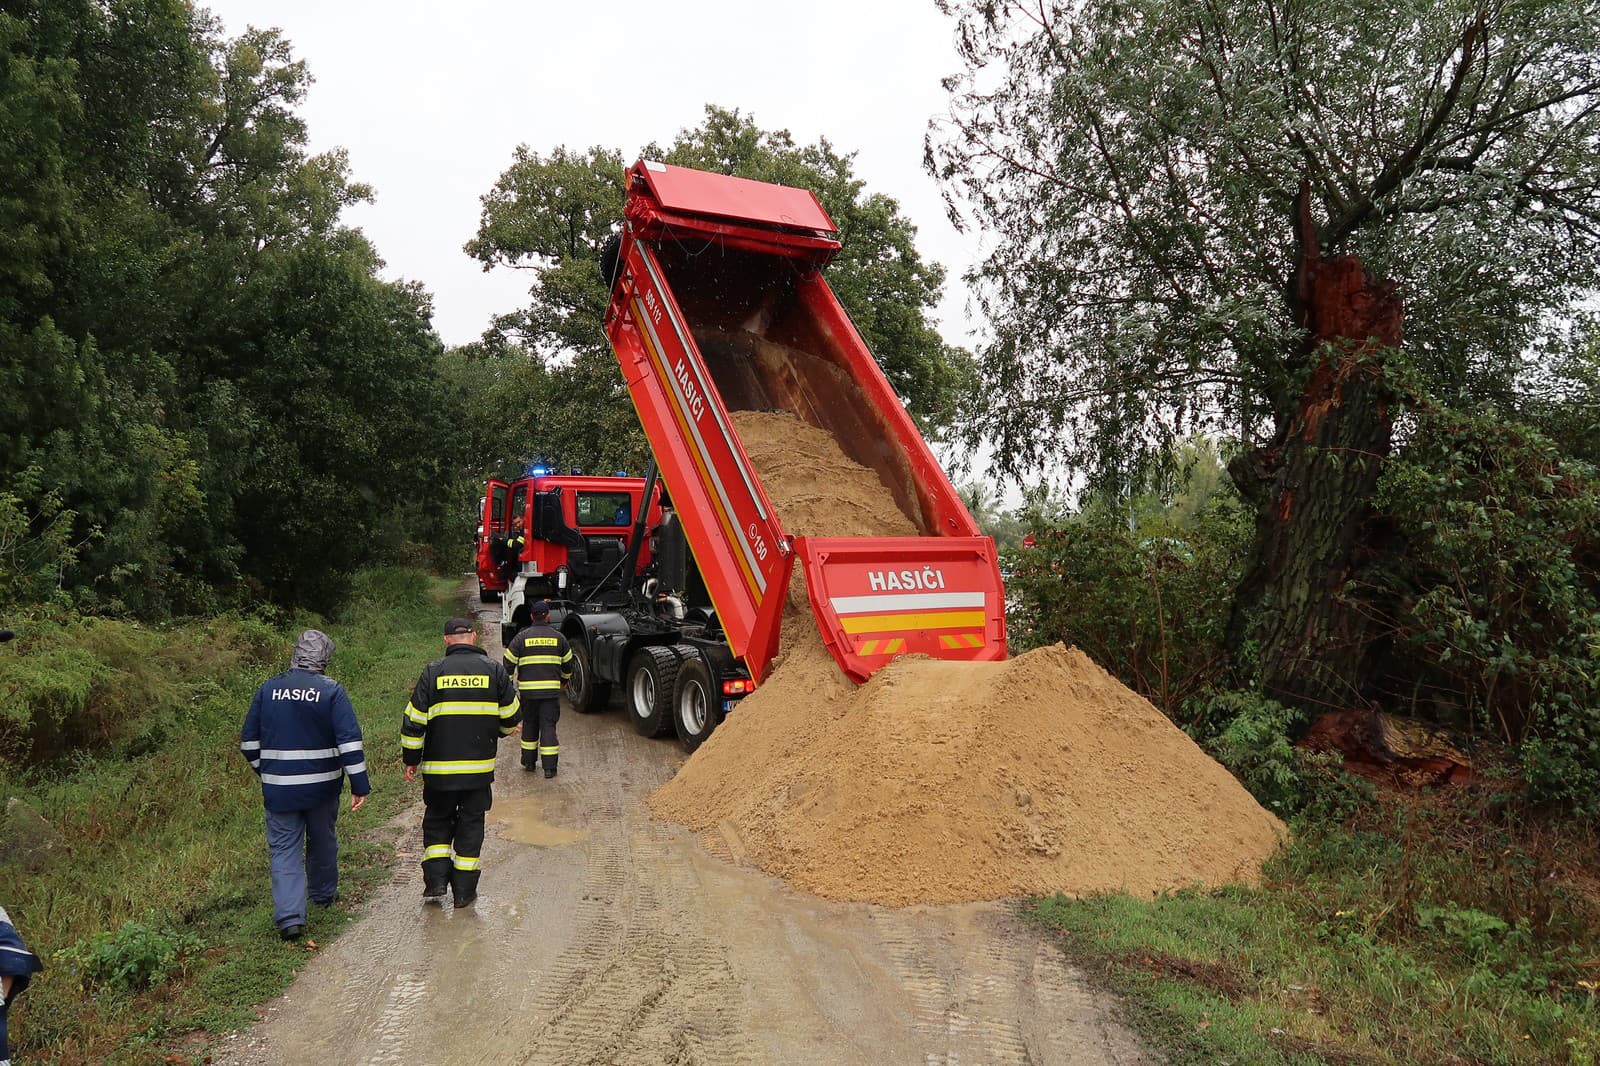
{"left": 0, "top": 569, "right": 458, "bottom": 1064}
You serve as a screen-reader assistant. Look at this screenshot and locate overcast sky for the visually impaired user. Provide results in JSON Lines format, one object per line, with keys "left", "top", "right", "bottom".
{"left": 201, "top": 0, "right": 984, "bottom": 351}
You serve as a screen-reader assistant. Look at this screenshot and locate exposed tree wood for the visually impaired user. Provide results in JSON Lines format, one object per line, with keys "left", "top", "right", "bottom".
{"left": 1229, "top": 184, "right": 1403, "bottom": 710}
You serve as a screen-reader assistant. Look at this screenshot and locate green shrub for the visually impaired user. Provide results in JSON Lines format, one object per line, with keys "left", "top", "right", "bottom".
{"left": 55, "top": 921, "right": 200, "bottom": 996}
{"left": 1006, "top": 496, "right": 1250, "bottom": 718}
{"left": 1376, "top": 407, "right": 1600, "bottom": 810}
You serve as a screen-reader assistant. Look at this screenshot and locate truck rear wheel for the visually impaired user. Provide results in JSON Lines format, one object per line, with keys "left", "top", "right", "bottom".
{"left": 566, "top": 639, "right": 611, "bottom": 714}
{"left": 478, "top": 582, "right": 500, "bottom": 604}
{"left": 672, "top": 653, "right": 717, "bottom": 752}
{"left": 626, "top": 646, "right": 678, "bottom": 738}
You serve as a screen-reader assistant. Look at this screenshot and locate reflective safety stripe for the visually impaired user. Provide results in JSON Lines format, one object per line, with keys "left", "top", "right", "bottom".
{"left": 538, "top": 746, "right": 559, "bottom": 756}
{"left": 518, "top": 680, "right": 562, "bottom": 690}
{"left": 337, "top": 741, "right": 364, "bottom": 754}
{"left": 400, "top": 734, "right": 424, "bottom": 749}
{"left": 240, "top": 741, "right": 261, "bottom": 751}
{"left": 345, "top": 762, "right": 368, "bottom": 776}
{"left": 405, "top": 703, "right": 427, "bottom": 725}
{"left": 423, "top": 844, "right": 452, "bottom": 861}
{"left": 427, "top": 701, "right": 501, "bottom": 718}
{"left": 516, "top": 654, "right": 564, "bottom": 666}
{"left": 260, "top": 747, "right": 338, "bottom": 760}
{"left": 452, "top": 855, "right": 481, "bottom": 871}
{"left": 520, "top": 740, "right": 539, "bottom": 750}
{"left": 419, "top": 759, "right": 496, "bottom": 775}
{"left": 499, "top": 701, "right": 519, "bottom": 718}
{"left": 260, "top": 769, "right": 343, "bottom": 786}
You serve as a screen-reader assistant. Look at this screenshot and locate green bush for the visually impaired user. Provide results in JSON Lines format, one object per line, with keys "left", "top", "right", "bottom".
{"left": 1006, "top": 496, "right": 1250, "bottom": 719}
{"left": 55, "top": 921, "right": 200, "bottom": 995}
{"left": 1376, "top": 407, "right": 1600, "bottom": 810}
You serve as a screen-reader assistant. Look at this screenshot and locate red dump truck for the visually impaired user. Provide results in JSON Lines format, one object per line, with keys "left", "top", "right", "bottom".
{"left": 548, "top": 160, "right": 1006, "bottom": 749}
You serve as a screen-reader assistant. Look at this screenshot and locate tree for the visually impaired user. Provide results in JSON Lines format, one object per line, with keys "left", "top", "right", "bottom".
{"left": 0, "top": 2, "right": 459, "bottom": 612}
{"left": 931, "top": 0, "right": 1600, "bottom": 708}
{"left": 465, "top": 106, "right": 973, "bottom": 475}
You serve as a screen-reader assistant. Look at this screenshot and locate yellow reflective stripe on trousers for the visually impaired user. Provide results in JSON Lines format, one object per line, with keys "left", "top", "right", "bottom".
{"left": 427, "top": 701, "right": 501, "bottom": 718}
{"left": 452, "top": 855, "right": 481, "bottom": 871}
{"left": 419, "top": 758, "right": 496, "bottom": 775}
{"left": 404, "top": 702, "right": 427, "bottom": 725}
{"left": 518, "top": 680, "right": 561, "bottom": 690}
{"left": 538, "top": 745, "right": 558, "bottom": 756}
{"left": 400, "top": 734, "right": 424, "bottom": 749}
{"left": 423, "top": 844, "right": 452, "bottom": 860}
{"left": 519, "top": 739, "right": 539, "bottom": 751}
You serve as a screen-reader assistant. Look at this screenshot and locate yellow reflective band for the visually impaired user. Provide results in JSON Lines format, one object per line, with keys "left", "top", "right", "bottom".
{"left": 423, "top": 844, "right": 452, "bottom": 860}
{"left": 405, "top": 703, "right": 427, "bottom": 725}
{"left": 518, "top": 680, "right": 561, "bottom": 690}
{"left": 400, "top": 734, "right": 425, "bottom": 749}
{"left": 520, "top": 739, "right": 539, "bottom": 750}
{"left": 419, "top": 759, "right": 497, "bottom": 775}
{"left": 499, "top": 701, "right": 519, "bottom": 718}
{"left": 538, "top": 746, "right": 558, "bottom": 756}
{"left": 427, "top": 701, "right": 501, "bottom": 718}
{"left": 436, "top": 674, "right": 489, "bottom": 690}
{"left": 516, "top": 654, "right": 563, "bottom": 666}
{"left": 840, "top": 609, "right": 986, "bottom": 635}
{"left": 452, "top": 856, "right": 481, "bottom": 871}
{"left": 561, "top": 651, "right": 573, "bottom": 662}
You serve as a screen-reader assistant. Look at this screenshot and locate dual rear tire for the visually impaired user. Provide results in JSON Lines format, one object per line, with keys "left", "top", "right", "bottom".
{"left": 625, "top": 645, "right": 718, "bottom": 751}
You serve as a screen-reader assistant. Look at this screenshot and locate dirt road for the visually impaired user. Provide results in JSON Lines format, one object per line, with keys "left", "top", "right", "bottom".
{"left": 216, "top": 584, "right": 1153, "bottom": 1065}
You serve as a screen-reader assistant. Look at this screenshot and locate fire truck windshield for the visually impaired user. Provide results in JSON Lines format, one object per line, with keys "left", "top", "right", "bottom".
{"left": 575, "top": 491, "right": 632, "bottom": 528}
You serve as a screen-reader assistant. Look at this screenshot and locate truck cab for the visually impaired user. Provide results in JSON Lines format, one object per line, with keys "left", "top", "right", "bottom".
{"left": 476, "top": 468, "right": 663, "bottom": 631}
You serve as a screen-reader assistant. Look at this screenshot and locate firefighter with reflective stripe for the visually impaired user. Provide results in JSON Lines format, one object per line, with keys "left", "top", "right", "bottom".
{"left": 401, "top": 617, "right": 519, "bottom": 906}
{"left": 241, "top": 629, "right": 371, "bottom": 941}
{"left": 503, "top": 600, "right": 573, "bottom": 778}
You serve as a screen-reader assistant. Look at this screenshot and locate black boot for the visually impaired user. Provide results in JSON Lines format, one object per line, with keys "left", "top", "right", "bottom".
{"left": 542, "top": 753, "right": 558, "bottom": 779}
{"left": 451, "top": 868, "right": 480, "bottom": 907}
{"left": 422, "top": 857, "right": 450, "bottom": 904}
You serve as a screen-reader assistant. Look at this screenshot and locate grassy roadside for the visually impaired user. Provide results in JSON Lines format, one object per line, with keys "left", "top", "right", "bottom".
{"left": 1029, "top": 795, "right": 1600, "bottom": 1065}
{"left": 0, "top": 569, "right": 459, "bottom": 1065}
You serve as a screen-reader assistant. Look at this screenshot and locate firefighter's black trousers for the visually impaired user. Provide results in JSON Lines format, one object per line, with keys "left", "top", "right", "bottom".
{"left": 421, "top": 785, "right": 491, "bottom": 898}
{"left": 519, "top": 696, "right": 561, "bottom": 773}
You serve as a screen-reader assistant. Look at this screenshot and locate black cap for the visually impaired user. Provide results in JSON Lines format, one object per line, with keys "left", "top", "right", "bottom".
{"left": 443, "top": 617, "right": 476, "bottom": 635}
{"left": 529, "top": 600, "right": 551, "bottom": 617}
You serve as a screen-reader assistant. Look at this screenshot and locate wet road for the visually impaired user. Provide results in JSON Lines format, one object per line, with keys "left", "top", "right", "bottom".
{"left": 214, "top": 583, "right": 1153, "bottom": 1065}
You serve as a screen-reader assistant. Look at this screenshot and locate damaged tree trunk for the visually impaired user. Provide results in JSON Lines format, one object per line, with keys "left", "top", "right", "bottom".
{"left": 1228, "top": 187, "right": 1404, "bottom": 710}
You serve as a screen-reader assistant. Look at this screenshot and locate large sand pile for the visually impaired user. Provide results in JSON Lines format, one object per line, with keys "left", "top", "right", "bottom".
{"left": 649, "top": 411, "right": 1284, "bottom": 905}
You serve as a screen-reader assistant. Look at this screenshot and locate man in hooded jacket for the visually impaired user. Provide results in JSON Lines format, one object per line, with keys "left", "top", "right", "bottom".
{"left": 241, "top": 630, "right": 371, "bottom": 940}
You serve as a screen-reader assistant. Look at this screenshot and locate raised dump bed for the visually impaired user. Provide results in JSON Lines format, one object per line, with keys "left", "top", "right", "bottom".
{"left": 603, "top": 160, "right": 1006, "bottom": 682}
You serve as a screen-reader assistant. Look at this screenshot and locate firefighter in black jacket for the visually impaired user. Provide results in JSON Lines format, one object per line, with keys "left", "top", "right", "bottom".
{"left": 503, "top": 600, "right": 573, "bottom": 778}
{"left": 401, "top": 617, "right": 520, "bottom": 906}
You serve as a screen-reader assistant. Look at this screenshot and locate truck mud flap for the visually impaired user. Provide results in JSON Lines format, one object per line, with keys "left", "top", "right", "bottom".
{"left": 793, "top": 536, "right": 1007, "bottom": 683}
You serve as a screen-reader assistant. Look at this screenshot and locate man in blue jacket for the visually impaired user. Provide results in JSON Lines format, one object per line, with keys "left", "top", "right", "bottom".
{"left": 241, "top": 629, "right": 371, "bottom": 940}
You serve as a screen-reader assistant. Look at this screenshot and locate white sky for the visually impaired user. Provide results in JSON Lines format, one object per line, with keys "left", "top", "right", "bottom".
{"left": 201, "top": 0, "right": 985, "bottom": 353}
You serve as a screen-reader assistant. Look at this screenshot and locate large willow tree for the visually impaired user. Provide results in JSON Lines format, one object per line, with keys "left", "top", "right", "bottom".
{"left": 930, "top": 0, "right": 1600, "bottom": 708}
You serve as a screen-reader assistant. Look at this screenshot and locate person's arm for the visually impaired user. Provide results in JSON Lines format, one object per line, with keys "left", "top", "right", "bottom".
{"left": 330, "top": 685, "right": 370, "bottom": 809}
{"left": 401, "top": 669, "right": 429, "bottom": 781}
{"left": 496, "top": 664, "right": 521, "bottom": 738}
{"left": 0, "top": 905, "right": 43, "bottom": 1007}
{"left": 240, "top": 687, "right": 264, "bottom": 775}
{"left": 558, "top": 634, "right": 574, "bottom": 682}
{"left": 503, "top": 633, "right": 520, "bottom": 673}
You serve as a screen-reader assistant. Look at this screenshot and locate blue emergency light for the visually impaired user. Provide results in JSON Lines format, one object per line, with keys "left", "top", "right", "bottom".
{"left": 528, "top": 464, "right": 550, "bottom": 478}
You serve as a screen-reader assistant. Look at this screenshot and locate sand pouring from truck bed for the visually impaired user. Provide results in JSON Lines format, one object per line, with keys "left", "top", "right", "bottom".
{"left": 648, "top": 410, "right": 1285, "bottom": 905}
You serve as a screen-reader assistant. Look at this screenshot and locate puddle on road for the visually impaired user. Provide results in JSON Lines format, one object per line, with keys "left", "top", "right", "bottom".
{"left": 491, "top": 794, "right": 591, "bottom": 847}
